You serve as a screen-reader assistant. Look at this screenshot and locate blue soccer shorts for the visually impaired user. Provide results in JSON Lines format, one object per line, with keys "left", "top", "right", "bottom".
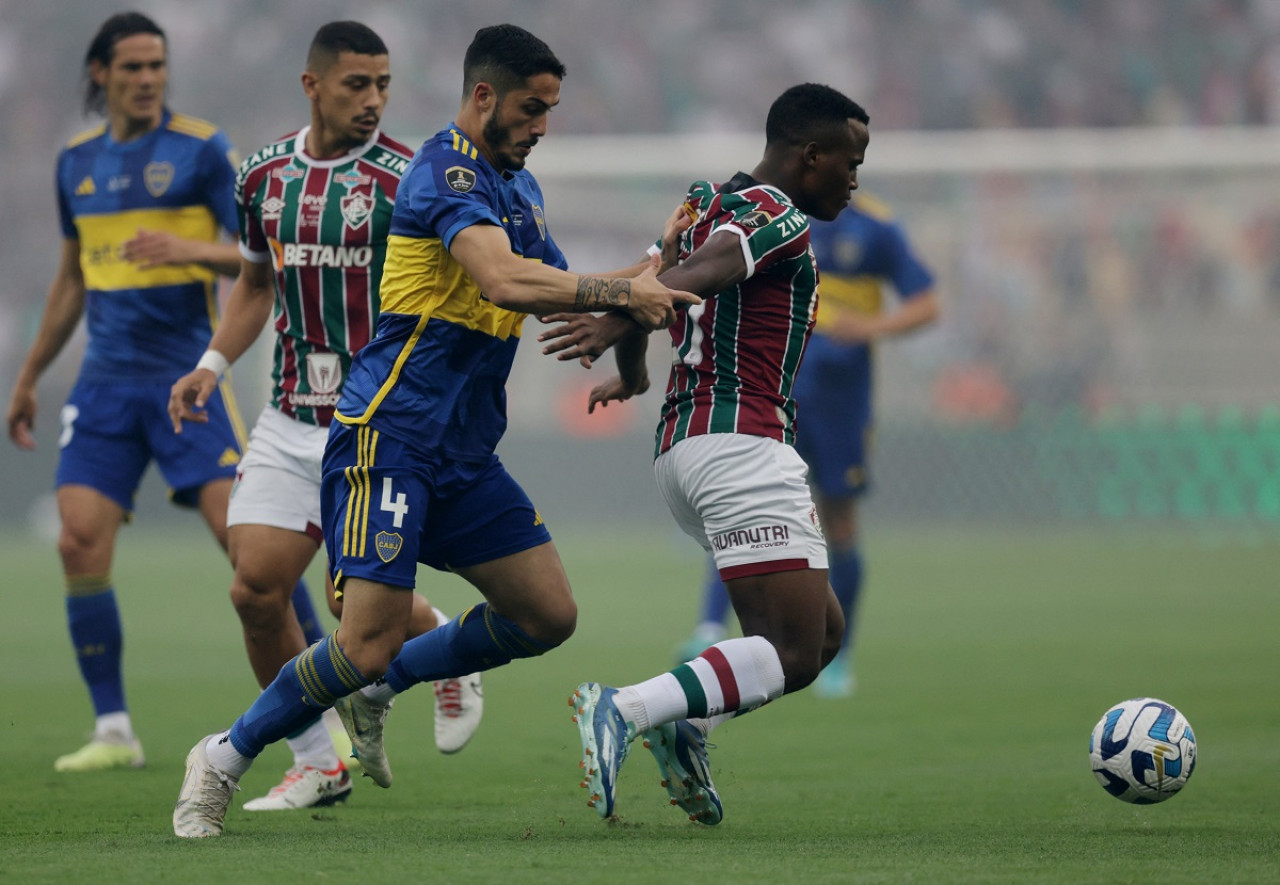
{"left": 55, "top": 378, "right": 243, "bottom": 511}
{"left": 794, "top": 400, "right": 872, "bottom": 500}
{"left": 321, "top": 422, "right": 551, "bottom": 591}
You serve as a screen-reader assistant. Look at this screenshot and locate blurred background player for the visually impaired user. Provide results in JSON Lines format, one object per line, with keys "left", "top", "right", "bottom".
{"left": 675, "top": 194, "right": 939, "bottom": 697}
{"left": 1, "top": 12, "right": 328, "bottom": 772}
{"left": 168, "top": 21, "right": 484, "bottom": 811}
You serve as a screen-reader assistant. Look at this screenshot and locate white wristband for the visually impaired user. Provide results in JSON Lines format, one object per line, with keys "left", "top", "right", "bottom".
{"left": 195, "top": 349, "right": 230, "bottom": 378}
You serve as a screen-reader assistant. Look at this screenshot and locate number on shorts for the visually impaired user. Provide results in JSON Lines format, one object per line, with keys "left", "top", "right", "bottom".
{"left": 58, "top": 404, "right": 80, "bottom": 448}
{"left": 380, "top": 477, "right": 409, "bottom": 528}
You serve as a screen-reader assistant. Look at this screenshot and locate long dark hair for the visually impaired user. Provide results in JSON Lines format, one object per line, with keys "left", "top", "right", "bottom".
{"left": 82, "top": 12, "right": 166, "bottom": 116}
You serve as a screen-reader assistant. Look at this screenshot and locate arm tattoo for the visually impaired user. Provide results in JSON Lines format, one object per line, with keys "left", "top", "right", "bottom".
{"left": 575, "top": 276, "right": 631, "bottom": 311}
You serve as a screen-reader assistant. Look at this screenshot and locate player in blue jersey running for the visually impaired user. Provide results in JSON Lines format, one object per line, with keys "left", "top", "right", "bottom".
{"left": 169, "top": 21, "right": 484, "bottom": 811}
{"left": 5, "top": 12, "right": 324, "bottom": 773}
{"left": 675, "top": 197, "right": 939, "bottom": 697}
{"left": 173, "top": 23, "right": 697, "bottom": 838}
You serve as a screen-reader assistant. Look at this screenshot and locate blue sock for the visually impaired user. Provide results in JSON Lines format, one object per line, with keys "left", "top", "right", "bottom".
{"left": 229, "top": 632, "right": 367, "bottom": 758}
{"left": 828, "top": 546, "right": 864, "bottom": 653}
{"left": 383, "top": 602, "right": 555, "bottom": 693}
{"left": 291, "top": 579, "right": 325, "bottom": 645}
{"left": 700, "top": 563, "right": 733, "bottom": 625}
{"left": 66, "top": 588, "right": 125, "bottom": 716}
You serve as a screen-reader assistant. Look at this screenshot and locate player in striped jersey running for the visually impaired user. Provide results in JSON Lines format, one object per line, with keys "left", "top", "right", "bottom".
{"left": 545, "top": 83, "right": 870, "bottom": 823}
{"left": 168, "top": 22, "right": 482, "bottom": 814}
{"left": 172, "top": 23, "right": 695, "bottom": 839}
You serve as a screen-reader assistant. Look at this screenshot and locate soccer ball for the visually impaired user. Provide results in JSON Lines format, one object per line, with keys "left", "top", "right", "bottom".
{"left": 1089, "top": 697, "right": 1196, "bottom": 804}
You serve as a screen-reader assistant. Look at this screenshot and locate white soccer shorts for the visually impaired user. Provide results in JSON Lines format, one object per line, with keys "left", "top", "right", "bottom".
{"left": 226, "top": 405, "right": 328, "bottom": 540}
{"left": 654, "top": 432, "right": 828, "bottom": 580}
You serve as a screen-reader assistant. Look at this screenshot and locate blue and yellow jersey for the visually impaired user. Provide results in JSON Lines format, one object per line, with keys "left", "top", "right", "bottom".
{"left": 334, "top": 123, "right": 568, "bottom": 462}
{"left": 56, "top": 109, "right": 238, "bottom": 381}
{"left": 801, "top": 195, "right": 934, "bottom": 377}
{"left": 810, "top": 194, "right": 933, "bottom": 326}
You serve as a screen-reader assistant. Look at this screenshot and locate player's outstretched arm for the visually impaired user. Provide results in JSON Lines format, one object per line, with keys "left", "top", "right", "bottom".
{"left": 449, "top": 224, "right": 700, "bottom": 331}
{"left": 7, "top": 239, "right": 86, "bottom": 450}
{"left": 168, "top": 258, "right": 275, "bottom": 433}
{"left": 538, "top": 311, "right": 640, "bottom": 366}
{"left": 123, "top": 228, "right": 242, "bottom": 277}
{"left": 824, "top": 286, "right": 940, "bottom": 343}
{"left": 582, "top": 321, "right": 650, "bottom": 413}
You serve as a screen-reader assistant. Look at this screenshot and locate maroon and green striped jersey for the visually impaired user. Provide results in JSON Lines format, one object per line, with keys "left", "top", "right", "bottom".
{"left": 656, "top": 172, "right": 818, "bottom": 458}
{"left": 236, "top": 127, "right": 413, "bottom": 426}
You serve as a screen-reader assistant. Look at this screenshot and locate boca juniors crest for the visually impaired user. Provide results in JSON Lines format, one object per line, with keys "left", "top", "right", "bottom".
{"left": 375, "top": 531, "right": 403, "bottom": 562}
{"left": 144, "top": 161, "right": 174, "bottom": 197}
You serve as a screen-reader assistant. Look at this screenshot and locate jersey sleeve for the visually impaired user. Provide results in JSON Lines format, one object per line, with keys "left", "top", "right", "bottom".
{"left": 721, "top": 201, "right": 810, "bottom": 279}
{"left": 393, "top": 152, "right": 501, "bottom": 250}
{"left": 54, "top": 150, "right": 77, "bottom": 240}
{"left": 873, "top": 222, "right": 935, "bottom": 298}
{"left": 201, "top": 129, "right": 241, "bottom": 237}
{"left": 234, "top": 158, "right": 270, "bottom": 263}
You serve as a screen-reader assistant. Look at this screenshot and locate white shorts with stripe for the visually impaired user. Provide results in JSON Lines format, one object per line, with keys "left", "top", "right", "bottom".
{"left": 226, "top": 405, "right": 328, "bottom": 542}
{"left": 653, "top": 432, "right": 827, "bottom": 580}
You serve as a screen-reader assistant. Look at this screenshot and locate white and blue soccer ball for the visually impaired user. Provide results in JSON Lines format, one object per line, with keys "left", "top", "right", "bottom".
{"left": 1089, "top": 697, "right": 1196, "bottom": 804}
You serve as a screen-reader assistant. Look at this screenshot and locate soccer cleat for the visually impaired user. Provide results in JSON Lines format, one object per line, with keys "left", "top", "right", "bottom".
{"left": 643, "top": 719, "right": 724, "bottom": 825}
{"left": 333, "top": 692, "right": 394, "bottom": 788}
{"left": 673, "top": 624, "right": 725, "bottom": 666}
{"left": 242, "top": 762, "right": 352, "bottom": 811}
{"left": 323, "top": 706, "right": 360, "bottom": 772}
{"left": 813, "top": 655, "right": 856, "bottom": 699}
{"left": 54, "top": 731, "right": 146, "bottom": 772}
{"left": 173, "top": 735, "right": 241, "bottom": 838}
{"left": 434, "top": 672, "right": 483, "bottom": 754}
{"left": 570, "top": 682, "right": 633, "bottom": 819}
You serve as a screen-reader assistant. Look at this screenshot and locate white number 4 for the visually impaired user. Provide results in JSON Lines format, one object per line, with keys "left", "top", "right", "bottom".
{"left": 380, "top": 477, "right": 409, "bottom": 528}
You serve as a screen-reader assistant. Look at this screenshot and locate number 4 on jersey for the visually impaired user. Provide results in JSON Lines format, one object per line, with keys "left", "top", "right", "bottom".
{"left": 380, "top": 477, "right": 408, "bottom": 528}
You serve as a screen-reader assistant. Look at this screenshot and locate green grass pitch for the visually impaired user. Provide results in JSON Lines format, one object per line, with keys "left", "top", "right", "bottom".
{"left": 1, "top": 525, "right": 1277, "bottom": 884}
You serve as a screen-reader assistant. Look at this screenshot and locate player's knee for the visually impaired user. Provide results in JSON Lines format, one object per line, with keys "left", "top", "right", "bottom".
{"left": 521, "top": 595, "right": 578, "bottom": 649}
{"left": 337, "top": 635, "right": 402, "bottom": 682}
{"left": 229, "top": 571, "right": 293, "bottom": 624}
{"left": 56, "top": 523, "right": 107, "bottom": 574}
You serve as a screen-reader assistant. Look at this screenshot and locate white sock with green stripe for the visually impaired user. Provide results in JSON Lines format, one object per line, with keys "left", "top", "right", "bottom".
{"left": 613, "top": 636, "right": 785, "bottom": 733}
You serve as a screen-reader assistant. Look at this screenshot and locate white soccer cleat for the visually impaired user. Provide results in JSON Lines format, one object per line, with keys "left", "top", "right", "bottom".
{"left": 333, "top": 693, "right": 394, "bottom": 788}
{"left": 54, "top": 731, "right": 145, "bottom": 772}
{"left": 434, "top": 672, "right": 483, "bottom": 754}
{"left": 323, "top": 706, "right": 360, "bottom": 772}
{"left": 242, "top": 762, "right": 352, "bottom": 811}
{"left": 173, "top": 735, "right": 240, "bottom": 838}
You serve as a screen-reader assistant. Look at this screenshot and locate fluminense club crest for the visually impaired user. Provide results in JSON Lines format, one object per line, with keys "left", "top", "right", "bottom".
{"left": 341, "top": 191, "right": 374, "bottom": 229}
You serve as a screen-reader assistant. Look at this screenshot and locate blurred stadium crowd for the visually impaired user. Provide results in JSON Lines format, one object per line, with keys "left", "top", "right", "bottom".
{"left": 2, "top": 0, "right": 1279, "bottom": 528}
{"left": 4, "top": 0, "right": 1280, "bottom": 360}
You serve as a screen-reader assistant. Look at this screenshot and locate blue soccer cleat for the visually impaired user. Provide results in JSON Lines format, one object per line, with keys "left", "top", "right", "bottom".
{"left": 570, "top": 682, "right": 633, "bottom": 819}
{"left": 643, "top": 719, "right": 724, "bottom": 825}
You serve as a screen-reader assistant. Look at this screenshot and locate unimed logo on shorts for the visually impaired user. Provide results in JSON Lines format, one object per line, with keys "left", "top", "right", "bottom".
{"left": 711, "top": 524, "right": 791, "bottom": 551}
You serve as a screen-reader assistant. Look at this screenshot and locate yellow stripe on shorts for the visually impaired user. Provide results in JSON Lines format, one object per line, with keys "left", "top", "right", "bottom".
{"left": 342, "top": 426, "right": 379, "bottom": 558}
